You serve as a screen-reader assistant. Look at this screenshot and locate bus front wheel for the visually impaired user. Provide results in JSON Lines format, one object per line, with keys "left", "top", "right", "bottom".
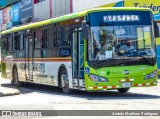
{"left": 117, "top": 88, "right": 130, "bottom": 93}
{"left": 59, "top": 68, "right": 72, "bottom": 94}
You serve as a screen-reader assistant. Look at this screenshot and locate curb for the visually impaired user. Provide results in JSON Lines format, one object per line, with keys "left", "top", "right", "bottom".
{"left": 0, "top": 87, "right": 20, "bottom": 97}
{"left": 0, "top": 77, "right": 20, "bottom": 97}
{"left": 0, "top": 92, "right": 20, "bottom": 97}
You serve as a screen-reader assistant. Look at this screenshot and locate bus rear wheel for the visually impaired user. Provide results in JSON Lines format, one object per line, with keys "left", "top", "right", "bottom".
{"left": 12, "top": 67, "right": 21, "bottom": 87}
{"left": 59, "top": 68, "right": 72, "bottom": 94}
{"left": 117, "top": 88, "right": 130, "bottom": 93}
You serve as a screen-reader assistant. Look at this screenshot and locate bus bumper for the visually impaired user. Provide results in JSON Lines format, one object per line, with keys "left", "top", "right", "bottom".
{"left": 85, "top": 78, "right": 157, "bottom": 91}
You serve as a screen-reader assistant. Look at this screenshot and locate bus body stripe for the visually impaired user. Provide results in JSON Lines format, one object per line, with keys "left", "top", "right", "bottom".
{"left": 103, "top": 86, "right": 107, "bottom": 89}
{"left": 119, "top": 79, "right": 134, "bottom": 82}
{"left": 146, "top": 83, "right": 150, "bottom": 86}
{"left": 134, "top": 82, "right": 157, "bottom": 87}
{"left": 93, "top": 86, "right": 98, "bottom": 90}
{"left": 88, "top": 86, "right": 119, "bottom": 90}
{"left": 107, "top": 86, "right": 112, "bottom": 89}
{"left": 12, "top": 58, "right": 72, "bottom": 62}
{"left": 88, "top": 82, "right": 157, "bottom": 90}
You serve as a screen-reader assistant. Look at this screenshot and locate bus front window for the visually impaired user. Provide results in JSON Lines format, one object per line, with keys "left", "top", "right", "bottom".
{"left": 88, "top": 25, "right": 155, "bottom": 65}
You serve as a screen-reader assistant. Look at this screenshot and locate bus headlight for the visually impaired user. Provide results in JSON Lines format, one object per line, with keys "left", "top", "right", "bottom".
{"left": 144, "top": 70, "right": 157, "bottom": 80}
{"left": 88, "top": 74, "right": 108, "bottom": 82}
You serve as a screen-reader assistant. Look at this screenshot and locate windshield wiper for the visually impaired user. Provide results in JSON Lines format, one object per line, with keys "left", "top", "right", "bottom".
{"left": 93, "top": 58, "right": 116, "bottom": 67}
{"left": 140, "top": 55, "right": 154, "bottom": 65}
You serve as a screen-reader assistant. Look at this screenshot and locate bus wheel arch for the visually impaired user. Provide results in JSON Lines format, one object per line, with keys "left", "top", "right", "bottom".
{"left": 58, "top": 65, "right": 72, "bottom": 94}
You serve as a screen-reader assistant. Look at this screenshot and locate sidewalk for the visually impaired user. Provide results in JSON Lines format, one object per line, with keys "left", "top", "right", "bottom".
{"left": 0, "top": 77, "right": 20, "bottom": 96}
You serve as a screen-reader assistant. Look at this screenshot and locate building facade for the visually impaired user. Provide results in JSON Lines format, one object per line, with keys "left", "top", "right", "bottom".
{"left": 0, "top": 0, "right": 160, "bottom": 31}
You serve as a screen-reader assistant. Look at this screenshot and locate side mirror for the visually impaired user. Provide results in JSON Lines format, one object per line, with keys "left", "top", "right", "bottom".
{"left": 82, "top": 20, "right": 89, "bottom": 39}
{"left": 26, "top": 29, "right": 31, "bottom": 35}
{"left": 154, "top": 21, "right": 160, "bottom": 38}
{"left": 25, "top": 29, "right": 32, "bottom": 38}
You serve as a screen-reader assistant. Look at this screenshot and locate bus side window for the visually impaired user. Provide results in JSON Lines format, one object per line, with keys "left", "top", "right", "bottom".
{"left": 2, "top": 38, "right": 7, "bottom": 51}
{"left": 13, "top": 33, "right": 20, "bottom": 50}
{"left": 6, "top": 35, "right": 12, "bottom": 51}
{"left": 42, "top": 29, "right": 48, "bottom": 48}
{"left": 58, "top": 26, "right": 71, "bottom": 57}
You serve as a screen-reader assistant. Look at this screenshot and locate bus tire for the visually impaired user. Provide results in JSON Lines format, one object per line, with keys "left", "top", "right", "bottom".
{"left": 117, "top": 88, "right": 130, "bottom": 93}
{"left": 12, "top": 67, "right": 21, "bottom": 87}
{"left": 59, "top": 67, "right": 72, "bottom": 94}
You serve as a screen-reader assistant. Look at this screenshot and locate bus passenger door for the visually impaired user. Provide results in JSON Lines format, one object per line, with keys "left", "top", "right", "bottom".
{"left": 24, "top": 33, "right": 34, "bottom": 81}
{"left": 72, "top": 27, "right": 84, "bottom": 87}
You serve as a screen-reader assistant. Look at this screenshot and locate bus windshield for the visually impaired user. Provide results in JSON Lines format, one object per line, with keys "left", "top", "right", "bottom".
{"left": 88, "top": 25, "right": 155, "bottom": 61}
{"left": 87, "top": 11, "right": 156, "bottom": 66}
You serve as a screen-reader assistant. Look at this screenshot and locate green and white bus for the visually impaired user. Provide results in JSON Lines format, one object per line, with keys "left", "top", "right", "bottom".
{"left": 0, "top": 7, "right": 159, "bottom": 93}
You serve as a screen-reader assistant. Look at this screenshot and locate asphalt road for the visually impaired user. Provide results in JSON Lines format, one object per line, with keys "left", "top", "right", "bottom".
{"left": 0, "top": 78, "right": 160, "bottom": 119}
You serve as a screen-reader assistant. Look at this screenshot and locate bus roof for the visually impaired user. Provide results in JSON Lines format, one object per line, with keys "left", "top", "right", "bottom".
{"left": 0, "top": 7, "right": 151, "bottom": 35}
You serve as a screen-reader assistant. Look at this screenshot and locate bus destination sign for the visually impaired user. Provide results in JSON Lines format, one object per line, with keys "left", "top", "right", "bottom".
{"left": 103, "top": 15, "right": 140, "bottom": 22}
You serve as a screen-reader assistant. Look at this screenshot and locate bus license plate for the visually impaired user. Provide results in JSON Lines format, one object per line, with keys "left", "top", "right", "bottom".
{"left": 122, "top": 82, "right": 131, "bottom": 87}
